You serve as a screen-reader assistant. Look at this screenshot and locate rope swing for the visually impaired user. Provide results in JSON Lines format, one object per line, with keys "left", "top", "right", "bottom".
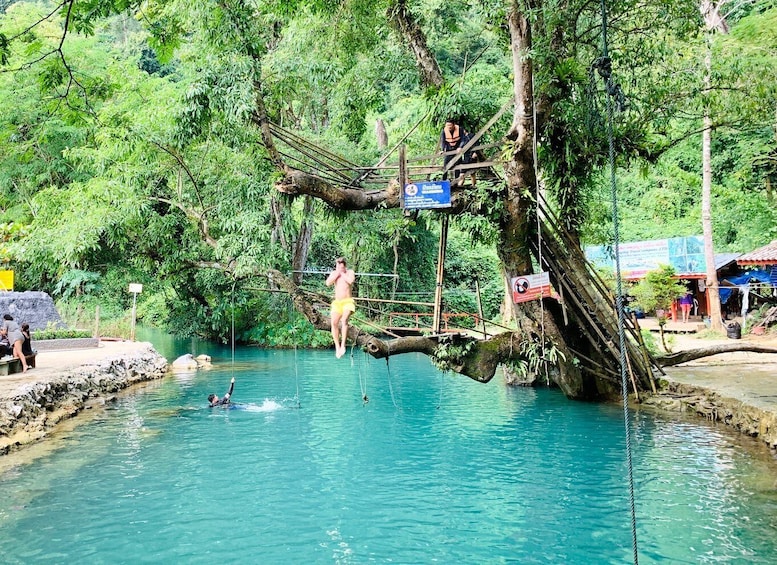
{"left": 597, "top": 0, "right": 639, "bottom": 561}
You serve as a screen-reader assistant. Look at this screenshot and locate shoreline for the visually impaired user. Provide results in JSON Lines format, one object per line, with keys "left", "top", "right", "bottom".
{"left": 2, "top": 332, "right": 777, "bottom": 457}
{"left": 0, "top": 341, "right": 168, "bottom": 455}
{"left": 644, "top": 331, "right": 777, "bottom": 451}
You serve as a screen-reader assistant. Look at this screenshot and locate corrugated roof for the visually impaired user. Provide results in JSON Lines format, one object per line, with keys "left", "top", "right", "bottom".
{"left": 737, "top": 240, "right": 777, "bottom": 266}
{"left": 715, "top": 252, "right": 741, "bottom": 270}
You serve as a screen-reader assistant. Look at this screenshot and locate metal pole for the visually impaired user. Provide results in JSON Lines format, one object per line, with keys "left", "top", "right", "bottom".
{"left": 399, "top": 144, "right": 407, "bottom": 210}
{"left": 130, "top": 292, "right": 138, "bottom": 341}
{"left": 432, "top": 215, "right": 449, "bottom": 334}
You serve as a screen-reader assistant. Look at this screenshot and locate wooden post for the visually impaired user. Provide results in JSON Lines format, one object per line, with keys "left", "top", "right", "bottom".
{"left": 93, "top": 305, "right": 100, "bottom": 339}
{"left": 475, "top": 277, "right": 487, "bottom": 339}
{"left": 432, "top": 215, "right": 449, "bottom": 334}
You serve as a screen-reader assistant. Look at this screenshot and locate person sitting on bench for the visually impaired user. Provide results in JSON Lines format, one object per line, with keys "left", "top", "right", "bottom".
{"left": 0, "top": 327, "right": 12, "bottom": 357}
{"left": 21, "top": 323, "right": 32, "bottom": 357}
{"left": 2, "top": 314, "right": 28, "bottom": 372}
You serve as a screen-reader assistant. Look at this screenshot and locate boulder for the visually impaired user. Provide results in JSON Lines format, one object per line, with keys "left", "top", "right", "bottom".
{"left": 0, "top": 291, "right": 66, "bottom": 331}
{"left": 171, "top": 354, "right": 199, "bottom": 370}
{"left": 171, "top": 354, "right": 212, "bottom": 370}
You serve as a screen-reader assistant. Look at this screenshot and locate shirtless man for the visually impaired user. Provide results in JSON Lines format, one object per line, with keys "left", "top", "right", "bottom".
{"left": 326, "top": 257, "right": 356, "bottom": 358}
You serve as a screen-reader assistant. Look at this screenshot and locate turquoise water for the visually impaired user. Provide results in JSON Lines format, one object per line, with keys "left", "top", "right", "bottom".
{"left": 1, "top": 335, "right": 776, "bottom": 564}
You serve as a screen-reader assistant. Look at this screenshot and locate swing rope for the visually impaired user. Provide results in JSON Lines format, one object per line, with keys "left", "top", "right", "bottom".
{"left": 531, "top": 50, "right": 549, "bottom": 385}
{"left": 230, "top": 278, "right": 237, "bottom": 379}
{"left": 597, "top": 0, "right": 639, "bottom": 561}
{"left": 385, "top": 342, "right": 399, "bottom": 409}
{"left": 349, "top": 330, "right": 369, "bottom": 404}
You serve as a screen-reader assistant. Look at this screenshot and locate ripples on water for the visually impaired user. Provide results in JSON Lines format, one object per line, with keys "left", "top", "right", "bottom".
{"left": 1, "top": 344, "right": 776, "bottom": 564}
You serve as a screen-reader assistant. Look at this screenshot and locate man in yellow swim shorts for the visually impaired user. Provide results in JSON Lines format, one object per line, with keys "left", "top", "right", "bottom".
{"left": 326, "top": 257, "right": 356, "bottom": 358}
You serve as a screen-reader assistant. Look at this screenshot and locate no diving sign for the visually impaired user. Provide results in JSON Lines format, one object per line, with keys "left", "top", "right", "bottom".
{"left": 511, "top": 272, "right": 552, "bottom": 303}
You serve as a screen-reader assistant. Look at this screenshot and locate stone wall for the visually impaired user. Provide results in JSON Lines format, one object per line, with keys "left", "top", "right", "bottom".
{"left": 33, "top": 338, "right": 100, "bottom": 351}
{"left": 645, "top": 382, "right": 777, "bottom": 450}
{"left": 0, "top": 291, "right": 66, "bottom": 331}
{"left": 0, "top": 347, "right": 168, "bottom": 455}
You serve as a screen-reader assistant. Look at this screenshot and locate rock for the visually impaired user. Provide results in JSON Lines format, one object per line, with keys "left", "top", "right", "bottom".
{"left": 171, "top": 353, "right": 212, "bottom": 370}
{"left": 0, "top": 291, "right": 67, "bottom": 331}
{"left": 0, "top": 345, "right": 168, "bottom": 455}
{"left": 171, "top": 354, "right": 198, "bottom": 369}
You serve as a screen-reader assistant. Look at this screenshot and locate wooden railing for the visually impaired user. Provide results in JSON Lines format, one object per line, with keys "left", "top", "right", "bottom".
{"left": 388, "top": 312, "right": 482, "bottom": 331}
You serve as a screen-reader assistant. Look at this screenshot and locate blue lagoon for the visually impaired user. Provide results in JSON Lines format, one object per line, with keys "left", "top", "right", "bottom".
{"left": 1, "top": 337, "right": 776, "bottom": 563}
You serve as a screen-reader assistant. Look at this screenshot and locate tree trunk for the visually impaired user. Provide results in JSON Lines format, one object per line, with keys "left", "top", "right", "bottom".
{"left": 387, "top": 0, "right": 444, "bottom": 89}
{"left": 700, "top": 2, "right": 730, "bottom": 333}
{"left": 499, "top": 5, "right": 585, "bottom": 397}
{"left": 291, "top": 196, "right": 315, "bottom": 284}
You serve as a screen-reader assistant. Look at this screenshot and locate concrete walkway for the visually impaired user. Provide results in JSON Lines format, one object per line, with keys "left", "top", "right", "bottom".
{"left": 0, "top": 340, "right": 156, "bottom": 400}
{"left": 661, "top": 332, "right": 777, "bottom": 413}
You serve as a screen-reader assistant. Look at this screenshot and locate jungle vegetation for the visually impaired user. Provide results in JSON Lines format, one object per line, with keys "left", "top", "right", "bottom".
{"left": 1, "top": 0, "right": 776, "bottom": 398}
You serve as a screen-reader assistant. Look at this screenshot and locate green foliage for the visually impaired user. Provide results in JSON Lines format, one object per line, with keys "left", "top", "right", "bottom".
{"left": 0, "top": 0, "right": 774, "bottom": 350}
{"left": 430, "top": 334, "right": 475, "bottom": 372}
{"left": 504, "top": 336, "right": 566, "bottom": 384}
{"left": 630, "top": 265, "right": 687, "bottom": 325}
{"left": 32, "top": 326, "right": 92, "bottom": 340}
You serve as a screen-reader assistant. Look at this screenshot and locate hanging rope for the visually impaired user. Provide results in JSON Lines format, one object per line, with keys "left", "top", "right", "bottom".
{"left": 293, "top": 342, "right": 301, "bottom": 408}
{"left": 384, "top": 342, "right": 399, "bottom": 409}
{"left": 230, "top": 278, "right": 237, "bottom": 380}
{"left": 350, "top": 330, "right": 369, "bottom": 404}
{"left": 597, "top": 0, "right": 639, "bottom": 562}
{"left": 530, "top": 52, "right": 549, "bottom": 385}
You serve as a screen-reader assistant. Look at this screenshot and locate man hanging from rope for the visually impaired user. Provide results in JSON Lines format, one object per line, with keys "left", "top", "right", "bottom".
{"left": 326, "top": 257, "right": 356, "bottom": 358}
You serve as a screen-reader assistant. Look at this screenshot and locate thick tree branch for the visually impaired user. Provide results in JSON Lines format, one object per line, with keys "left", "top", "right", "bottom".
{"left": 657, "top": 343, "right": 777, "bottom": 366}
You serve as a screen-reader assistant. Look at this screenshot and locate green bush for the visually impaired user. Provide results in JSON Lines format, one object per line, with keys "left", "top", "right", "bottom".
{"left": 32, "top": 328, "right": 93, "bottom": 340}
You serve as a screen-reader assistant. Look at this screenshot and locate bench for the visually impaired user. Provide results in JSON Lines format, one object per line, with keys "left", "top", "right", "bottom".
{"left": 0, "top": 351, "right": 37, "bottom": 376}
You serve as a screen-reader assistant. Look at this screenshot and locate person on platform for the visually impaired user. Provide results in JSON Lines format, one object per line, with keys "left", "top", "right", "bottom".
{"left": 326, "top": 257, "right": 356, "bottom": 359}
{"left": 440, "top": 119, "right": 476, "bottom": 185}
{"left": 0, "top": 327, "right": 11, "bottom": 357}
{"left": 2, "top": 314, "right": 28, "bottom": 372}
{"left": 208, "top": 377, "right": 235, "bottom": 407}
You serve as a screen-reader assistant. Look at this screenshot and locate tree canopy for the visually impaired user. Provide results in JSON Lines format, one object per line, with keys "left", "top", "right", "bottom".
{"left": 1, "top": 0, "right": 776, "bottom": 398}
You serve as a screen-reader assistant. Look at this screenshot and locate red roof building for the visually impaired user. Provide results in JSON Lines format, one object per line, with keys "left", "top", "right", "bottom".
{"left": 737, "top": 240, "right": 777, "bottom": 267}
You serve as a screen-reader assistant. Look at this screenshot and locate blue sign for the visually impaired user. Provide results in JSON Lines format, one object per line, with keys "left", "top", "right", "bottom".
{"left": 403, "top": 181, "right": 451, "bottom": 209}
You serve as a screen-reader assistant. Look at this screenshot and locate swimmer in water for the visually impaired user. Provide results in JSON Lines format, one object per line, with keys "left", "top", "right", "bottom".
{"left": 208, "top": 377, "right": 235, "bottom": 407}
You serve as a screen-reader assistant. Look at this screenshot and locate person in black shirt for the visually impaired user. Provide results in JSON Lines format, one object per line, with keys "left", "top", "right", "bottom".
{"left": 21, "top": 323, "right": 33, "bottom": 356}
{"left": 208, "top": 377, "right": 235, "bottom": 407}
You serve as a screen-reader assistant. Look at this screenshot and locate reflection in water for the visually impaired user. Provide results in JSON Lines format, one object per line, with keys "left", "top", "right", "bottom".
{"left": 0, "top": 330, "right": 775, "bottom": 564}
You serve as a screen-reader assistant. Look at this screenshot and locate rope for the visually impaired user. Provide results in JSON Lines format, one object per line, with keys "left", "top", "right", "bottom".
{"left": 531, "top": 52, "right": 548, "bottom": 385}
{"left": 293, "top": 343, "right": 301, "bottom": 408}
{"left": 230, "top": 278, "right": 236, "bottom": 380}
{"left": 385, "top": 341, "right": 399, "bottom": 409}
{"left": 598, "top": 0, "right": 639, "bottom": 561}
{"left": 350, "top": 330, "right": 369, "bottom": 403}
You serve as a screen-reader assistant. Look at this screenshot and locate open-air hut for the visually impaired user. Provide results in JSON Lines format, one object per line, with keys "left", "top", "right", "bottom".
{"left": 727, "top": 240, "right": 777, "bottom": 319}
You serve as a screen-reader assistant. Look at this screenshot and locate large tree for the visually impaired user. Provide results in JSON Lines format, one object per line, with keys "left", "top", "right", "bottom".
{"left": 4, "top": 0, "right": 775, "bottom": 398}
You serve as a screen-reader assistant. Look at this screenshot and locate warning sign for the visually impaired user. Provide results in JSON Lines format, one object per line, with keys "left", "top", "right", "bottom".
{"left": 511, "top": 272, "right": 552, "bottom": 304}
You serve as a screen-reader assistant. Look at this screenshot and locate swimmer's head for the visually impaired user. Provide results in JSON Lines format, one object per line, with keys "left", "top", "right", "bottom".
{"left": 208, "top": 394, "right": 217, "bottom": 403}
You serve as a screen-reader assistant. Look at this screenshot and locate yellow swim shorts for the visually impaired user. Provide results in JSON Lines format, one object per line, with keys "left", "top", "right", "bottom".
{"left": 331, "top": 297, "right": 356, "bottom": 316}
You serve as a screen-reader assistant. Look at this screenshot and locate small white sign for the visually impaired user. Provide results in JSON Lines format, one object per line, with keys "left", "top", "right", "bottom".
{"left": 129, "top": 283, "right": 143, "bottom": 294}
